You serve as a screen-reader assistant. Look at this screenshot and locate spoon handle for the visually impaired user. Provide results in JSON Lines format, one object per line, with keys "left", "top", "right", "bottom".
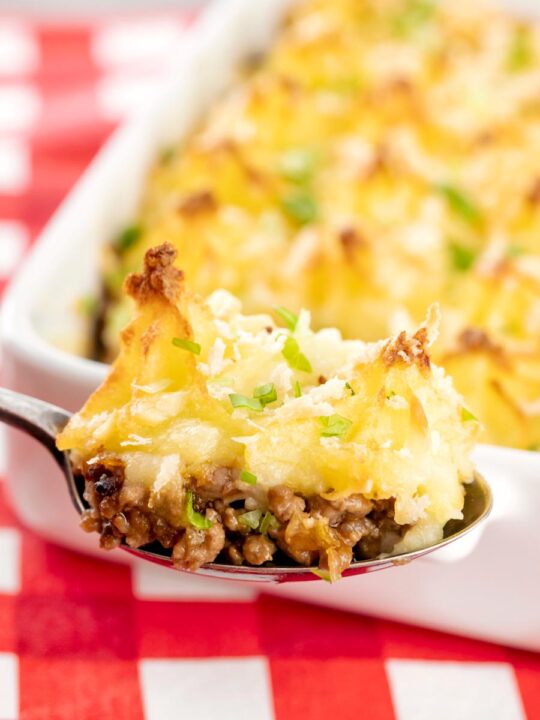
{"left": 0, "top": 386, "right": 70, "bottom": 466}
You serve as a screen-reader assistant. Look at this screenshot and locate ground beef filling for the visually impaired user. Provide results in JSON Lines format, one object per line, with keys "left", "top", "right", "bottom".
{"left": 79, "top": 462, "right": 409, "bottom": 576}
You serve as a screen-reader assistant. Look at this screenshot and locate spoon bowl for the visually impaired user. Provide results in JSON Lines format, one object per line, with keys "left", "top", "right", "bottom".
{"left": 0, "top": 387, "right": 492, "bottom": 584}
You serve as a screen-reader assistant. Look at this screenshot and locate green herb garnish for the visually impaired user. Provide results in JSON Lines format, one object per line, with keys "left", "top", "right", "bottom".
{"left": 449, "top": 242, "right": 477, "bottom": 272}
{"left": 294, "top": 380, "right": 303, "bottom": 398}
{"left": 392, "top": 0, "right": 435, "bottom": 37}
{"left": 320, "top": 414, "right": 353, "bottom": 438}
{"left": 253, "top": 383, "right": 277, "bottom": 406}
{"left": 507, "top": 244, "right": 525, "bottom": 258}
{"left": 279, "top": 149, "right": 317, "bottom": 183}
{"left": 311, "top": 568, "right": 333, "bottom": 583}
{"left": 229, "top": 393, "right": 264, "bottom": 412}
{"left": 78, "top": 295, "right": 98, "bottom": 316}
{"left": 435, "top": 183, "right": 482, "bottom": 226}
{"left": 240, "top": 470, "right": 257, "bottom": 485}
{"left": 105, "top": 269, "right": 125, "bottom": 294}
{"left": 186, "top": 490, "right": 213, "bottom": 530}
{"left": 461, "top": 407, "right": 478, "bottom": 423}
{"left": 259, "top": 511, "right": 279, "bottom": 535}
{"left": 160, "top": 146, "right": 177, "bottom": 165}
{"left": 329, "top": 76, "right": 362, "bottom": 95}
{"left": 282, "top": 193, "right": 318, "bottom": 225}
{"left": 282, "top": 336, "right": 312, "bottom": 373}
{"left": 172, "top": 337, "right": 201, "bottom": 355}
{"left": 345, "top": 382, "right": 356, "bottom": 396}
{"left": 507, "top": 27, "right": 533, "bottom": 72}
{"left": 527, "top": 443, "right": 540, "bottom": 452}
{"left": 239, "top": 509, "right": 263, "bottom": 530}
{"left": 274, "top": 305, "right": 298, "bottom": 332}
{"left": 115, "top": 224, "right": 141, "bottom": 252}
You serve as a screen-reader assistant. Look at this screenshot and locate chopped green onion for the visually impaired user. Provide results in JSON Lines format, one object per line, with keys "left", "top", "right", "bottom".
{"left": 435, "top": 183, "right": 482, "bottom": 226}
{"left": 294, "top": 380, "right": 303, "bottom": 398}
{"left": 386, "top": 390, "right": 397, "bottom": 400}
{"left": 527, "top": 443, "right": 540, "bottom": 452}
{"left": 507, "top": 27, "right": 533, "bottom": 72}
{"left": 311, "top": 568, "right": 333, "bottom": 583}
{"left": 172, "top": 337, "right": 201, "bottom": 355}
{"left": 449, "top": 242, "right": 477, "bottom": 272}
{"left": 507, "top": 244, "right": 525, "bottom": 258}
{"left": 160, "top": 146, "right": 177, "bottom": 164}
{"left": 329, "top": 76, "right": 362, "bottom": 95}
{"left": 253, "top": 382, "right": 277, "bottom": 406}
{"left": 274, "top": 305, "right": 298, "bottom": 332}
{"left": 461, "top": 407, "right": 478, "bottom": 423}
{"left": 282, "top": 336, "right": 312, "bottom": 373}
{"left": 239, "top": 509, "right": 263, "bottom": 530}
{"left": 345, "top": 382, "right": 356, "bottom": 396}
{"left": 186, "top": 490, "right": 213, "bottom": 529}
{"left": 240, "top": 470, "right": 257, "bottom": 485}
{"left": 393, "top": 0, "right": 435, "bottom": 37}
{"left": 259, "top": 511, "right": 279, "bottom": 535}
{"left": 78, "top": 295, "right": 98, "bottom": 316}
{"left": 105, "top": 269, "right": 125, "bottom": 294}
{"left": 320, "top": 414, "right": 352, "bottom": 438}
{"left": 115, "top": 224, "right": 141, "bottom": 252}
{"left": 229, "top": 393, "right": 263, "bottom": 412}
{"left": 282, "top": 193, "right": 318, "bottom": 225}
{"left": 279, "top": 149, "right": 317, "bottom": 183}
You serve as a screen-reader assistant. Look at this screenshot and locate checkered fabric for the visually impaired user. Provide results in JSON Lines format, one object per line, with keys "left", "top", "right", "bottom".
{"left": 0, "top": 12, "right": 539, "bottom": 720}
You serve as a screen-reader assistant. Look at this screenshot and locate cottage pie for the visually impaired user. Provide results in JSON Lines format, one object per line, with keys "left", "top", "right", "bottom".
{"left": 61, "top": 244, "right": 478, "bottom": 579}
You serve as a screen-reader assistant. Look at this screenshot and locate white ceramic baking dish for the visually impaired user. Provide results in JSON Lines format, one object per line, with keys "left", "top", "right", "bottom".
{"left": 2, "top": 0, "right": 540, "bottom": 651}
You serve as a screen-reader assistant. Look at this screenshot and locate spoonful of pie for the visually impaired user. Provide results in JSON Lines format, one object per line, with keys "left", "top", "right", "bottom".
{"left": 0, "top": 244, "right": 492, "bottom": 583}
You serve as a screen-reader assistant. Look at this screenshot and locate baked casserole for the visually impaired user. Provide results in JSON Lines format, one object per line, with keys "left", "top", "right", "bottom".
{"left": 91, "top": 0, "right": 540, "bottom": 450}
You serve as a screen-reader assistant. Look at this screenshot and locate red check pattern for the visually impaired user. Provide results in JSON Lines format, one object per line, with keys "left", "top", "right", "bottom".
{"left": 0, "top": 13, "right": 539, "bottom": 720}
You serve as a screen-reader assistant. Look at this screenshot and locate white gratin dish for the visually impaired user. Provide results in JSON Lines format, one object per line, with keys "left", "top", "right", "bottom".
{"left": 2, "top": 0, "right": 540, "bottom": 651}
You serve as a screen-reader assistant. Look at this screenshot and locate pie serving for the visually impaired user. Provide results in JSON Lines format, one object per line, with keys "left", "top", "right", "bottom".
{"left": 58, "top": 244, "right": 478, "bottom": 580}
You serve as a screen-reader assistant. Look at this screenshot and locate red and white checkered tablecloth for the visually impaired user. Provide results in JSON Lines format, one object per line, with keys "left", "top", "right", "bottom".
{"left": 0, "top": 12, "right": 540, "bottom": 720}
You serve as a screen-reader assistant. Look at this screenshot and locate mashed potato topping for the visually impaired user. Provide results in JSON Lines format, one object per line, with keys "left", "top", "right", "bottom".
{"left": 61, "top": 244, "right": 478, "bottom": 579}
{"left": 97, "top": 0, "right": 540, "bottom": 449}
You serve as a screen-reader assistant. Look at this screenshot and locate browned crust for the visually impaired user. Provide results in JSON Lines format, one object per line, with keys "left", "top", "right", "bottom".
{"left": 458, "top": 327, "right": 501, "bottom": 354}
{"left": 441, "top": 327, "right": 511, "bottom": 370}
{"left": 140, "top": 321, "right": 161, "bottom": 358}
{"left": 382, "top": 328, "right": 431, "bottom": 372}
{"left": 338, "top": 227, "right": 367, "bottom": 262}
{"left": 178, "top": 190, "right": 217, "bottom": 217}
{"left": 125, "top": 242, "right": 183, "bottom": 306}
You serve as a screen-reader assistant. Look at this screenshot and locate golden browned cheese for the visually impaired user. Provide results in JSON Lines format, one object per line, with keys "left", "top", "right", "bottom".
{"left": 61, "top": 243, "right": 479, "bottom": 557}
{"left": 101, "top": 0, "right": 540, "bottom": 449}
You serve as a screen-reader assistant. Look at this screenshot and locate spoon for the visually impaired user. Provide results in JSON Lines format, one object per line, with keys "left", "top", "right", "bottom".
{"left": 0, "top": 386, "right": 492, "bottom": 583}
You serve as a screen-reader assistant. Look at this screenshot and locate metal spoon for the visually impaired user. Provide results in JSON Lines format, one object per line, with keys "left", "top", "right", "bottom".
{"left": 0, "top": 386, "right": 492, "bottom": 584}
